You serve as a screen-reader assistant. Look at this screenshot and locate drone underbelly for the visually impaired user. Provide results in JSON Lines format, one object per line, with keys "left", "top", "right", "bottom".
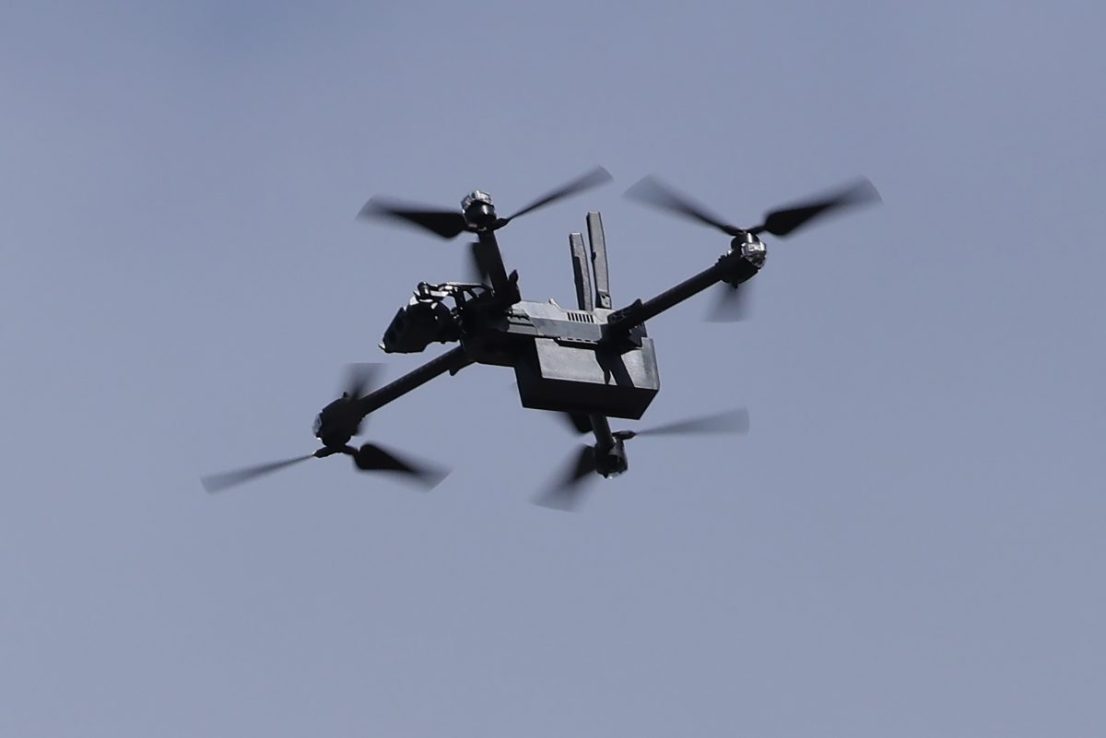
{"left": 514, "top": 336, "right": 659, "bottom": 420}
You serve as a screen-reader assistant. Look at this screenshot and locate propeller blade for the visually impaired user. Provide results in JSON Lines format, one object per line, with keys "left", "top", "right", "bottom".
{"left": 501, "top": 166, "right": 613, "bottom": 223}
{"left": 353, "top": 443, "right": 449, "bottom": 489}
{"left": 750, "top": 177, "right": 880, "bottom": 238}
{"left": 706, "top": 283, "right": 751, "bottom": 322}
{"left": 533, "top": 445, "right": 597, "bottom": 511}
{"left": 630, "top": 408, "right": 750, "bottom": 437}
{"left": 561, "top": 412, "right": 593, "bottom": 435}
{"left": 201, "top": 454, "right": 315, "bottom": 493}
{"left": 624, "top": 175, "right": 743, "bottom": 237}
{"left": 466, "top": 240, "right": 492, "bottom": 286}
{"left": 344, "top": 363, "right": 382, "bottom": 399}
{"left": 358, "top": 198, "right": 468, "bottom": 239}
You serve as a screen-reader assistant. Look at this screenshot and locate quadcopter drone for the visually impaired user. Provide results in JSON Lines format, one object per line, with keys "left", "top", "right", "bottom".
{"left": 202, "top": 167, "right": 879, "bottom": 508}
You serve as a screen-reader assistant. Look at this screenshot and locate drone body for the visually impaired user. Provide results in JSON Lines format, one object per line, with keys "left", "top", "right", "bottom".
{"left": 202, "top": 167, "right": 877, "bottom": 507}
{"left": 381, "top": 210, "right": 665, "bottom": 421}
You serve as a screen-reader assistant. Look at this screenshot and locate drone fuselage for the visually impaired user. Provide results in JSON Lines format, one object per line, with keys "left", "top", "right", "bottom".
{"left": 356, "top": 203, "right": 763, "bottom": 489}
{"left": 375, "top": 212, "right": 765, "bottom": 425}
{"left": 467, "top": 300, "right": 660, "bottom": 420}
{"left": 379, "top": 295, "right": 661, "bottom": 419}
{"left": 206, "top": 172, "right": 879, "bottom": 497}
{"left": 378, "top": 210, "right": 681, "bottom": 420}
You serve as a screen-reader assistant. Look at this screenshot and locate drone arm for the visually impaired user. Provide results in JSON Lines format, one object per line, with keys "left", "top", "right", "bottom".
{"left": 356, "top": 346, "right": 473, "bottom": 418}
{"left": 474, "top": 232, "right": 512, "bottom": 294}
{"left": 606, "top": 255, "right": 752, "bottom": 336}
{"left": 589, "top": 413, "right": 615, "bottom": 450}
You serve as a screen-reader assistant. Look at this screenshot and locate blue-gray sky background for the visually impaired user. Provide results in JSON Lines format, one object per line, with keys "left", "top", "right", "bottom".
{"left": 3, "top": 1, "right": 1104, "bottom": 736}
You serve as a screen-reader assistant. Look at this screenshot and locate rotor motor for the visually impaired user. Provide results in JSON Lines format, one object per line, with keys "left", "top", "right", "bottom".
{"left": 719, "top": 232, "right": 766, "bottom": 288}
{"left": 462, "top": 190, "right": 497, "bottom": 230}
{"left": 312, "top": 396, "right": 363, "bottom": 449}
{"left": 595, "top": 439, "right": 629, "bottom": 478}
{"left": 733, "top": 231, "right": 767, "bottom": 267}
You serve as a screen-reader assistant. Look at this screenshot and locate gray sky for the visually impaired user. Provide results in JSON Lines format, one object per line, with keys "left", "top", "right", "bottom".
{"left": 3, "top": 1, "right": 1104, "bottom": 736}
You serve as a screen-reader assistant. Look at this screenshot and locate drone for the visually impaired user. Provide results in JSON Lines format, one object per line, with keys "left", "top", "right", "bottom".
{"left": 202, "top": 167, "right": 879, "bottom": 508}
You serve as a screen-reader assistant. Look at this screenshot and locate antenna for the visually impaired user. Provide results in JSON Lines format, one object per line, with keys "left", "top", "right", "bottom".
{"left": 586, "top": 212, "right": 612, "bottom": 309}
{"left": 569, "top": 232, "right": 595, "bottom": 311}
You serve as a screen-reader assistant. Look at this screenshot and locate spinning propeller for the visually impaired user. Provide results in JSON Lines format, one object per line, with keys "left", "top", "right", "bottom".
{"left": 359, "top": 166, "right": 613, "bottom": 240}
{"left": 536, "top": 408, "right": 751, "bottom": 511}
{"left": 200, "top": 364, "right": 448, "bottom": 493}
{"left": 706, "top": 278, "right": 753, "bottom": 322}
{"left": 625, "top": 175, "right": 881, "bottom": 320}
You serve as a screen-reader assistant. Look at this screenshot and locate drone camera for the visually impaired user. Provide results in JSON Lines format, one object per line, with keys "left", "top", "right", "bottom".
{"left": 380, "top": 291, "right": 459, "bottom": 354}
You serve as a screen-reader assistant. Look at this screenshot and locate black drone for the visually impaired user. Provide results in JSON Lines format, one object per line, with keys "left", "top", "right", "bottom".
{"left": 202, "top": 167, "right": 879, "bottom": 508}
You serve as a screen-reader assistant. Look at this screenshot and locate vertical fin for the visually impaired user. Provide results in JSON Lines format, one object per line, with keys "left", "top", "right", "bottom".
{"left": 587, "top": 211, "right": 612, "bottom": 308}
{"left": 569, "top": 232, "right": 594, "bottom": 311}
